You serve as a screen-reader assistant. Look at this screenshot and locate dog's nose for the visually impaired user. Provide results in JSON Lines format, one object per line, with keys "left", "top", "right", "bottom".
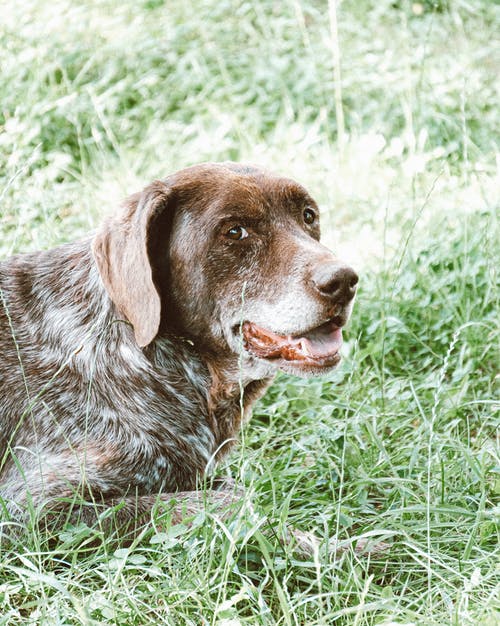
{"left": 312, "top": 263, "right": 358, "bottom": 302}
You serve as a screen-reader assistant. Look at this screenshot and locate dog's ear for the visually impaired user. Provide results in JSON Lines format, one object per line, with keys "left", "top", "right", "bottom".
{"left": 92, "top": 180, "right": 173, "bottom": 348}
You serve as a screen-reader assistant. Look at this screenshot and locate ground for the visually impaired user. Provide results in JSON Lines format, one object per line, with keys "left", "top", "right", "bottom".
{"left": 0, "top": 0, "right": 498, "bottom": 624}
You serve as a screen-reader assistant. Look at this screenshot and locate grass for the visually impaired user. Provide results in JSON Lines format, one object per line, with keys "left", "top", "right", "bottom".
{"left": 0, "top": 0, "right": 498, "bottom": 623}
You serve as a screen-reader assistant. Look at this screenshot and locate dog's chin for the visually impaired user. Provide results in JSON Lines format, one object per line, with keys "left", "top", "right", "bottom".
{"left": 272, "top": 354, "right": 342, "bottom": 378}
{"left": 239, "top": 319, "right": 344, "bottom": 378}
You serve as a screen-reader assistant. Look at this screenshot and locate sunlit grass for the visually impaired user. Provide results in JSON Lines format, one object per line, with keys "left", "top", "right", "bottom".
{"left": 0, "top": 0, "right": 498, "bottom": 624}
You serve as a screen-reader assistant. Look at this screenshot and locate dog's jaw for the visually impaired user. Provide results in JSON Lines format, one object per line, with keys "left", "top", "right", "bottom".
{"left": 222, "top": 318, "right": 346, "bottom": 379}
{"left": 242, "top": 319, "right": 343, "bottom": 364}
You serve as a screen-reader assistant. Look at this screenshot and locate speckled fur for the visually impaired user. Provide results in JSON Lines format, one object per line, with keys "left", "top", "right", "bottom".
{"left": 0, "top": 162, "right": 356, "bottom": 537}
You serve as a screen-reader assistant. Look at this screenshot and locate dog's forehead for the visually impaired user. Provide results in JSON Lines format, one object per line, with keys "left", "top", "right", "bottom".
{"left": 168, "top": 163, "right": 315, "bottom": 218}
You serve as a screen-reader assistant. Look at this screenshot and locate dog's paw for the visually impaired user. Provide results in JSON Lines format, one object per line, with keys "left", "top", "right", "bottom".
{"left": 352, "top": 537, "right": 391, "bottom": 554}
{"left": 283, "top": 528, "right": 391, "bottom": 558}
{"left": 286, "top": 527, "right": 320, "bottom": 558}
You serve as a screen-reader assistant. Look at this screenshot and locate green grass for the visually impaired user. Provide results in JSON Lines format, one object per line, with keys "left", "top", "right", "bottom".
{"left": 0, "top": 0, "right": 498, "bottom": 624}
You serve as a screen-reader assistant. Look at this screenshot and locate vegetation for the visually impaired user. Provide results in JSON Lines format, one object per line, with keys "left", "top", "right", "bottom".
{"left": 0, "top": 0, "right": 498, "bottom": 623}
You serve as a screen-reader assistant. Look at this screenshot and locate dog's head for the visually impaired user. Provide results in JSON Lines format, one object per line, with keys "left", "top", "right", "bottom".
{"left": 93, "top": 163, "right": 358, "bottom": 377}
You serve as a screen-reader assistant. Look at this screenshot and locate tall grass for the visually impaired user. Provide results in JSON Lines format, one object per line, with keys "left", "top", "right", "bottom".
{"left": 1, "top": 0, "right": 498, "bottom": 624}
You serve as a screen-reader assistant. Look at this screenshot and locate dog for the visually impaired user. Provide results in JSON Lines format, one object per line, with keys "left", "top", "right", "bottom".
{"left": 0, "top": 162, "right": 357, "bottom": 540}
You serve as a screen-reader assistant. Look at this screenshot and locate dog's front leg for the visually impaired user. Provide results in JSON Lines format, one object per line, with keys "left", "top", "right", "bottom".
{"left": 33, "top": 479, "right": 244, "bottom": 542}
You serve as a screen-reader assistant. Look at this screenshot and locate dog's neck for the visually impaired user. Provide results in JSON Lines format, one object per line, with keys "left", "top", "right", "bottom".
{"left": 151, "top": 336, "right": 275, "bottom": 455}
{"left": 203, "top": 356, "right": 274, "bottom": 459}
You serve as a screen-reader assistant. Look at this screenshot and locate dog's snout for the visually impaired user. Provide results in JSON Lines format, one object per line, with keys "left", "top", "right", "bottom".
{"left": 312, "top": 263, "right": 358, "bottom": 302}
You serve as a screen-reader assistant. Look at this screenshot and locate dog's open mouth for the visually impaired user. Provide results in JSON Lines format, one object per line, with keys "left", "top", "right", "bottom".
{"left": 241, "top": 320, "right": 343, "bottom": 367}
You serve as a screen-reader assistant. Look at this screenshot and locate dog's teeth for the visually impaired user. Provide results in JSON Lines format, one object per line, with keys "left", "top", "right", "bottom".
{"left": 299, "top": 339, "right": 312, "bottom": 356}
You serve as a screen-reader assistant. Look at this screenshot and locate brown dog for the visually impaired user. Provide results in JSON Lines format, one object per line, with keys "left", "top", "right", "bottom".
{"left": 0, "top": 162, "right": 357, "bottom": 537}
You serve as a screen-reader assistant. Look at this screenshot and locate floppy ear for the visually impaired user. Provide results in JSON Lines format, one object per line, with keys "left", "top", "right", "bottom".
{"left": 92, "top": 180, "right": 173, "bottom": 348}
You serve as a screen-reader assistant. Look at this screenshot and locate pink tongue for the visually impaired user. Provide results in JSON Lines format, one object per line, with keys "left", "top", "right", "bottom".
{"left": 292, "top": 325, "right": 343, "bottom": 358}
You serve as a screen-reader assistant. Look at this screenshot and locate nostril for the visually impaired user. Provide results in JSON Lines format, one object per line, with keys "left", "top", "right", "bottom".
{"left": 328, "top": 279, "right": 341, "bottom": 294}
{"left": 312, "top": 264, "right": 359, "bottom": 301}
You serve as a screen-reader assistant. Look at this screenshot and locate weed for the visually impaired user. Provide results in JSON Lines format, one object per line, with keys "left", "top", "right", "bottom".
{"left": 0, "top": 0, "right": 498, "bottom": 624}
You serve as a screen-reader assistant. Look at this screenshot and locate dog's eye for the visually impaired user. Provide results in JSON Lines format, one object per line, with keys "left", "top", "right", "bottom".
{"left": 303, "top": 208, "right": 316, "bottom": 225}
{"left": 226, "top": 226, "right": 249, "bottom": 240}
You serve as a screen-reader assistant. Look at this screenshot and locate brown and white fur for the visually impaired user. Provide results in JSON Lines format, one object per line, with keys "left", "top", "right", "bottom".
{"left": 0, "top": 162, "right": 357, "bottom": 539}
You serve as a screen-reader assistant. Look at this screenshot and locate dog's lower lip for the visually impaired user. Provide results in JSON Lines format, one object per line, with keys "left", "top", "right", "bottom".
{"left": 240, "top": 320, "right": 343, "bottom": 366}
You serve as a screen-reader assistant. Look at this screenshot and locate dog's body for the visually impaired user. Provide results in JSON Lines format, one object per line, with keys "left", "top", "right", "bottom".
{"left": 0, "top": 163, "right": 357, "bottom": 533}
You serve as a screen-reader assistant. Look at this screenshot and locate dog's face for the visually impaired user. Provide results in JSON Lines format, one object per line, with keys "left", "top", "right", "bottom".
{"left": 93, "top": 163, "right": 358, "bottom": 378}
